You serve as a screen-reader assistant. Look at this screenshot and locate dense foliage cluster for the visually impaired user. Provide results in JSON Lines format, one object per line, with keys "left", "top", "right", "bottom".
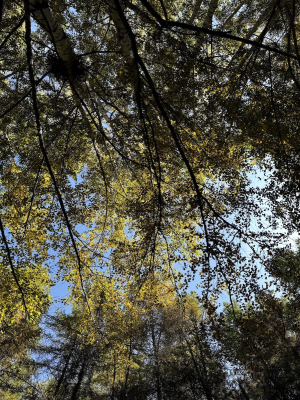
{"left": 1, "top": 0, "right": 300, "bottom": 398}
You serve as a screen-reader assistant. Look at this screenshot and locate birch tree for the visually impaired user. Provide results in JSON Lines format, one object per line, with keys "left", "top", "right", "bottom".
{"left": 1, "top": 2, "right": 300, "bottom": 390}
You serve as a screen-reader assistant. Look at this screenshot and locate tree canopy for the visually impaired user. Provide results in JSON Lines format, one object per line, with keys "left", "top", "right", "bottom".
{"left": 1, "top": 0, "right": 300, "bottom": 398}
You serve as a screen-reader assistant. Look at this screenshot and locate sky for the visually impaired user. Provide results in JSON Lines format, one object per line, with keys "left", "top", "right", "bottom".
{"left": 47, "top": 162, "right": 300, "bottom": 316}
{"left": 28, "top": 5, "right": 299, "bottom": 317}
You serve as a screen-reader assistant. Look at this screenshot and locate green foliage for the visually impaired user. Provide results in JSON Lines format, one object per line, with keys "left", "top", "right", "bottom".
{"left": 1, "top": 0, "right": 300, "bottom": 398}
{"left": 218, "top": 246, "right": 300, "bottom": 399}
{"left": 34, "top": 285, "right": 228, "bottom": 400}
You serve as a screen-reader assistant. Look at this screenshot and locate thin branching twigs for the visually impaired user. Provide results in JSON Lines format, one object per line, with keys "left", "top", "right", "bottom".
{"left": 24, "top": 0, "right": 93, "bottom": 318}
{"left": 138, "top": 0, "right": 300, "bottom": 61}
{"left": 0, "top": 15, "right": 25, "bottom": 52}
{"left": 0, "top": 217, "right": 29, "bottom": 320}
{"left": 22, "top": 157, "right": 44, "bottom": 238}
{"left": 0, "top": 71, "right": 49, "bottom": 120}
{"left": 112, "top": 0, "right": 212, "bottom": 266}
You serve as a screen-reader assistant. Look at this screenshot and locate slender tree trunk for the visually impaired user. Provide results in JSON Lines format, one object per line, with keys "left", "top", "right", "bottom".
{"left": 54, "top": 352, "right": 71, "bottom": 396}
{"left": 111, "top": 350, "right": 117, "bottom": 400}
{"left": 29, "top": 0, "right": 75, "bottom": 72}
{"left": 150, "top": 317, "right": 163, "bottom": 400}
{"left": 122, "top": 337, "right": 132, "bottom": 400}
{"left": 184, "top": 336, "right": 213, "bottom": 400}
{"left": 71, "top": 360, "right": 86, "bottom": 400}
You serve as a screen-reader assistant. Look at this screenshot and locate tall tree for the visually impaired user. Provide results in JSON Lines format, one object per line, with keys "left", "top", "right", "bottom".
{"left": 35, "top": 275, "right": 228, "bottom": 400}
{"left": 1, "top": 0, "right": 300, "bottom": 313}
{"left": 218, "top": 245, "right": 300, "bottom": 399}
{"left": 2, "top": 0, "right": 300, "bottom": 396}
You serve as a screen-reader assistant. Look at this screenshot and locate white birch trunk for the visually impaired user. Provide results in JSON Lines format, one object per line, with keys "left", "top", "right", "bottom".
{"left": 28, "top": 0, "right": 110, "bottom": 134}
{"left": 29, "top": 0, "right": 75, "bottom": 74}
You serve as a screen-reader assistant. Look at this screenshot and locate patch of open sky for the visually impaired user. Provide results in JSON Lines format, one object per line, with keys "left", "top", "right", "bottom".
{"left": 236, "top": 162, "right": 299, "bottom": 300}
{"left": 248, "top": 161, "right": 299, "bottom": 247}
{"left": 67, "top": 174, "right": 77, "bottom": 188}
{"left": 46, "top": 244, "right": 72, "bottom": 315}
{"left": 31, "top": 19, "right": 38, "bottom": 32}
{"left": 172, "top": 160, "right": 300, "bottom": 308}
{"left": 49, "top": 278, "right": 72, "bottom": 314}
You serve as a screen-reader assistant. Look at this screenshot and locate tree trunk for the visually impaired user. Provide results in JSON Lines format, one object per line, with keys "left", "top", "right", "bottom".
{"left": 150, "top": 318, "right": 163, "bottom": 400}
{"left": 29, "top": 0, "right": 75, "bottom": 73}
{"left": 71, "top": 359, "right": 86, "bottom": 400}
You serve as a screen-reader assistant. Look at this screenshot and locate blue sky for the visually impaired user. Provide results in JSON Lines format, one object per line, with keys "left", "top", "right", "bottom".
{"left": 48, "top": 164, "right": 300, "bottom": 316}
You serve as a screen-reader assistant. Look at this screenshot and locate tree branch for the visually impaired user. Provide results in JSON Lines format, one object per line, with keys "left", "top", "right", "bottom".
{"left": 0, "top": 217, "right": 29, "bottom": 320}
{"left": 139, "top": 0, "right": 300, "bottom": 61}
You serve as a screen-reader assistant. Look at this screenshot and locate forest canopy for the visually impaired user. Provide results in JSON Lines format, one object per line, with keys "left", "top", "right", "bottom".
{"left": 1, "top": 0, "right": 300, "bottom": 398}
